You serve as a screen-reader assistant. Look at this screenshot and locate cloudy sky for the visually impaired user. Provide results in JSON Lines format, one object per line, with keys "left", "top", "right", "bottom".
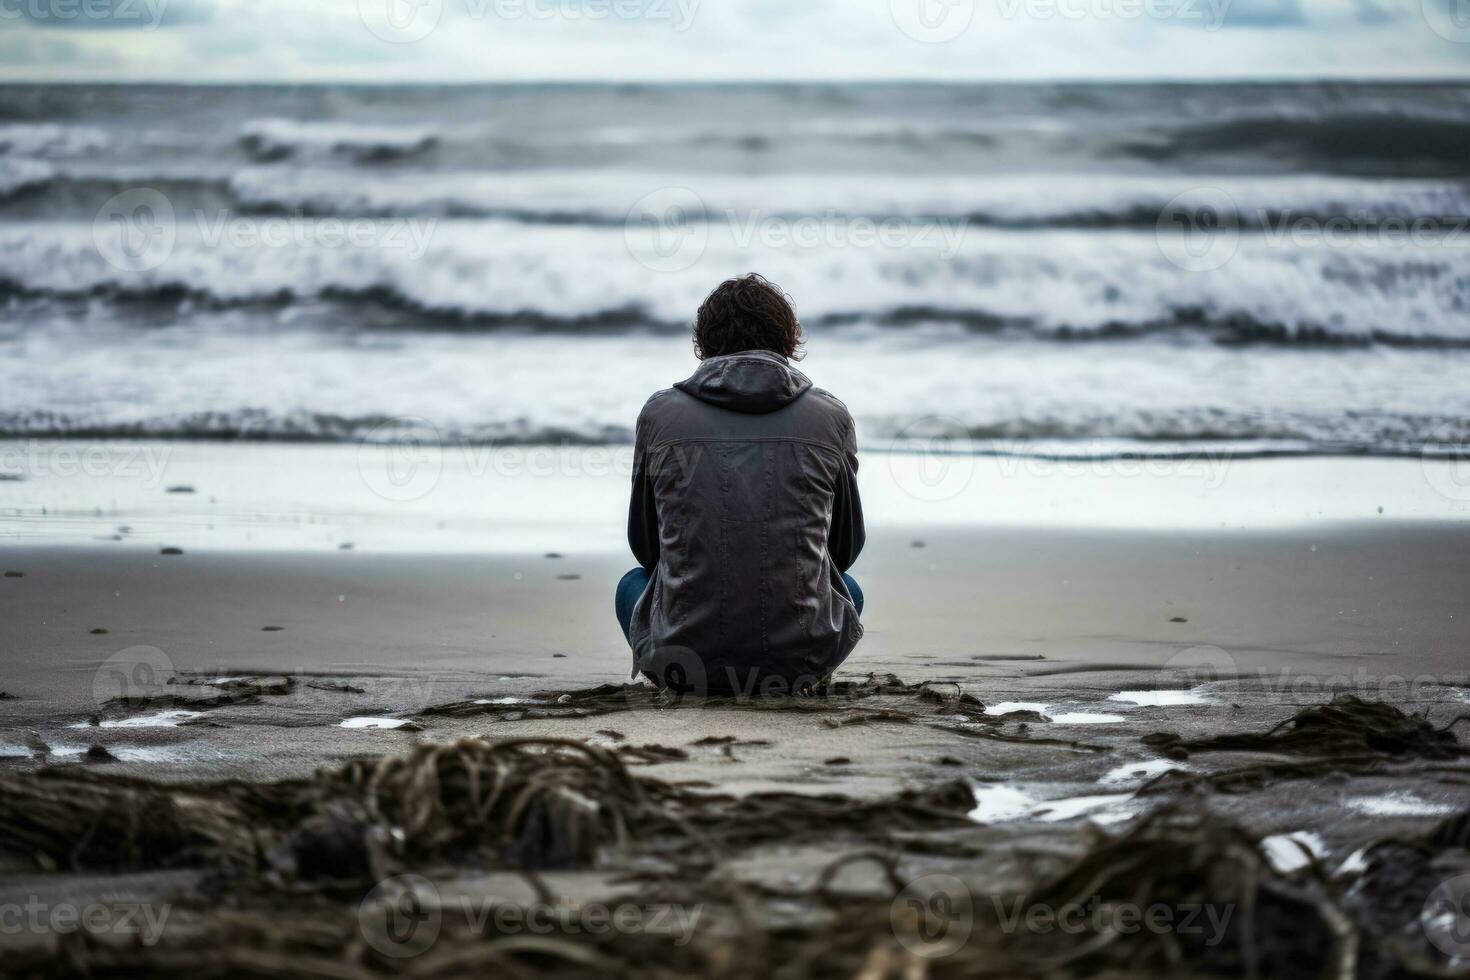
{"left": 1, "top": 0, "right": 1466, "bottom": 81}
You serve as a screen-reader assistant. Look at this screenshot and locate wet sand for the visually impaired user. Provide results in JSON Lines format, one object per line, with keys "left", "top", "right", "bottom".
{"left": 4, "top": 450, "right": 1470, "bottom": 974}
{"left": 2, "top": 520, "right": 1467, "bottom": 785}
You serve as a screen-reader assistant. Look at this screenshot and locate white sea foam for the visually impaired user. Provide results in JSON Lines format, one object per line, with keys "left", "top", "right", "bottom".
{"left": 1348, "top": 793, "right": 1458, "bottom": 817}
{"left": 0, "top": 123, "right": 109, "bottom": 158}
{"left": 968, "top": 782, "right": 1140, "bottom": 824}
{"left": 239, "top": 120, "right": 438, "bottom": 163}
{"left": 69, "top": 710, "right": 203, "bottom": 729}
{"left": 985, "top": 702, "right": 1051, "bottom": 716}
{"left": 1099, "top": 759, "right": 1184, "bottom": 786}
{"left": 1261, "top": 831, "right": 1327, "bottom": 872}
{"left": 1109, "top": 690, "right": 1210, "bottom": 707}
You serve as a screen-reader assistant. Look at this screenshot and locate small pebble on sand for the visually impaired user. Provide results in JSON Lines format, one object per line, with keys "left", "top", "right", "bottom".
{"left": 4, "top": 571, "right": 23, "bottom": 577}
{"left": 557, "top": 574, "right": 582, "bottom": 581}
{"left": 1169, "top": 616, "right": 1187, "bottom": 623}
{"left": 261, "top": 626, "right": 284, "bottom": 632}
{"left": 545, "top": 552, "right": 563, "bottom": 559}
{"left": 89, "top": 628, "right": 108, "bottom": 635}
{"left": 166, "top": 485, "right": 196, "bottom": 494}
{"left": 160, "top": 547, "right": 184, "bottom": 556}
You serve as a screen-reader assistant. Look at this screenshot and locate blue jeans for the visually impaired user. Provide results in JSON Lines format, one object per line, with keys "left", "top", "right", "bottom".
{"left": 615, "top": 567, "right": 863, "bottom": 643}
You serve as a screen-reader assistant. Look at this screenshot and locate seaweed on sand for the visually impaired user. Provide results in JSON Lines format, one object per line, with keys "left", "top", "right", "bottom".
{"left": 14, "top": 800, "right": 1463, "bottom": 979}
{"left": 0, "top": 737, "right": 978, "bottom": 879}
{"left": 422, "top": 674, "right": 1102, "bottom": 753}
{"left": 990, "top": 806, "right": 1353, "bottom": 979}
{"left": 340, "top": 737, "right": 694, "bottom": 867}
{"left": 1143, "top": 696, "right": 1467, "bottom": 761}
{"left": 425, "top": 673, "right": 979, "bottom": 719}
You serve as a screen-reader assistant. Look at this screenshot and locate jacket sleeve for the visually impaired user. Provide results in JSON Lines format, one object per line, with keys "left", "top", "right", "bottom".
{"left": 829, "top": 417, "right": 865, "bottom": 572}
{"left": 627, "top": 412, "right": 660, "bottom": 571}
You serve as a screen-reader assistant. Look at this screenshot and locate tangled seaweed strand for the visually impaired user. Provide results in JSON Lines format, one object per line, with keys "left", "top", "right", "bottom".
{"left": 1143, "top": 696, "right": 1466, "bottom": 762}
{"left": 1000, "top": 805, "right": 1354, "bottom": 979}
{"left": 338, "top": 737, "right": 694, "bottom": 868}
{"left": 1137, "top": 697, "right": 1470, "bottom": 795}
{"left": 0, "top": 735, "right": 980, "bottom": 880}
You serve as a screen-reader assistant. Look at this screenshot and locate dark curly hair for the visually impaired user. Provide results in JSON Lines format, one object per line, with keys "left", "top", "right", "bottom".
{"left": 692, "top": 273, "right": 805, "bottom": 361}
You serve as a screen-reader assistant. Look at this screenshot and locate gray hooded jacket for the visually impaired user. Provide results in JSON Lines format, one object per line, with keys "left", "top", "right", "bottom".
{"left": 626, "top": 350, "right": 865, "bottom": 692}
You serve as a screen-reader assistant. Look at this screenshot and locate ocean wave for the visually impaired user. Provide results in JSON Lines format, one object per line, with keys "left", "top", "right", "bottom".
{"left": 9, "top": 169, "right": 1469, "bottom": 232}
{"left": 0, "top": 123, "right": 109, "bottom": 158}
{"left": 0, "top": 159, "right": 53, "bottom": 201}
{"left": 1, "top": 412, "right": 1463, "bottom": 459}
{"left": 3, "top": 280, "right": 1468, "bottom": 350}
{"left": 3, "top": 220, "right": 1469, "bottom": 345}
{"left": 1125, "top": 111, "right": 1470, "bottom": 175}
{"left": 238, "top": 119, "right": 439, "bottom": 164}
{"left": 223, "top": 170, "right": 1470, "bottom": 228}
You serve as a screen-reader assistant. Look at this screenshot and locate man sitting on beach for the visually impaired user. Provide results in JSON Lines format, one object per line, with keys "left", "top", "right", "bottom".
{"left": 615, "top": 273, "right": 865, "bottom": 694}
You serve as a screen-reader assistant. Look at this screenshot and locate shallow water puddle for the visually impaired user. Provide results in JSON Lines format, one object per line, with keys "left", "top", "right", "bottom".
{"left": 0, "top": 744, "right": 180, "bottom": 763}
{"left": 968, "top": 781, "right": 1140, "bottom": 825}
{"left": 982, "top": 703, "right": 1125, "bottom": 724}
{"left": 1109, "top": 690, "right": 1209, "bottom": 707}
{"left": 966, "top": 783, "right": 1035, "bottom": 822}
{"left": 69, "top": 710, "right": 203, "bottom": 729}
{"left": 1032, "top": 793, "right": 1135, "bottom": 823}
{"left": 1347, "top": 792, "right": 1458, "bottom": 817}
{"left": 984, "top": 702, "right": 1050, "bottom": 716}
{"left": 340, "top": 717, "right": 416, "bottom": 730}
{"left": 1261, "top": 831, "right": 1326, "bottom": 873}
{"left": 1099, "top": 758, "right": 1184, "bottom": 786}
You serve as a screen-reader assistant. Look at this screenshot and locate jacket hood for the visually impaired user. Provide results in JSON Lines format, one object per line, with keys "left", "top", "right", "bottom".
{"left": 674, "top": 350, "right": 813, "bottom": 414}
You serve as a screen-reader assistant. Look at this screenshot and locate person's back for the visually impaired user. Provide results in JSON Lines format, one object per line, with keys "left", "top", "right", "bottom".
{"left": 616, "top": 274, "right": 865, "bottom": 695}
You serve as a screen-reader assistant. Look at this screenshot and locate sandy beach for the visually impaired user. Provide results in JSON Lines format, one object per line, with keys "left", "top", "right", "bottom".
{"left": 4, "top": 443, "right": 1470, "bottom": 974}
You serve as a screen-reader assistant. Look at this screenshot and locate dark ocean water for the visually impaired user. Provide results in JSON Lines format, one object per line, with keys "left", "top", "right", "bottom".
{"left": 2, "top": 82, "right": 1468, "bottom": 455}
